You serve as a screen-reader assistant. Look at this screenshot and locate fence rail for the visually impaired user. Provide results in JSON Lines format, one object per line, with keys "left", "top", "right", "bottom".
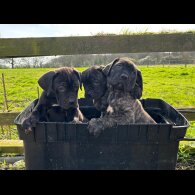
{"left": 0, "top": 109, "right": 195, "bottom": 126}
{"left": 1, "top": 33, "right": 195, "bottom": 58}
{"left": 0, "top": 112, "right": 19, "bottom": 125}
{"left": 177, "top": 108, "right": 195, "bottom": 121}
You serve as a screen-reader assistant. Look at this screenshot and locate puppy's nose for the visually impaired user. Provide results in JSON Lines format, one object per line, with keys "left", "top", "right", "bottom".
{"left": 120, "top": 74, "right": 128, "bottom": 80}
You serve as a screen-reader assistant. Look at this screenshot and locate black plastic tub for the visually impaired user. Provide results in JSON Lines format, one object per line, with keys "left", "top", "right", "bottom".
{"left": 14, "top": 98, "right": 190, "bottom": 170}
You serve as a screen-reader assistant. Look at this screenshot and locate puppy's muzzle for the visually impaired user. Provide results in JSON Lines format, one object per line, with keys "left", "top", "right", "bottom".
{"left": 120, "top": 73, "right": 128, "bottom": 80}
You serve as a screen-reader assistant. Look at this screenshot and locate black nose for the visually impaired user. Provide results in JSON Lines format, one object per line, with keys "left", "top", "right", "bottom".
{"left": 120, "top": 74, "right": 128, "bottom": 80}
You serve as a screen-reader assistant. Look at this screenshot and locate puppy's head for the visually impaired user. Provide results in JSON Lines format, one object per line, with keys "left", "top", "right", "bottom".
{"left": 105, "top": 57, "right": 143, "bottom": 99}
{"left": 38, "top": 67, "right": 82, "bottom": 109}
{"left": 81, "top": 65, "right": 107, "bottom": 100}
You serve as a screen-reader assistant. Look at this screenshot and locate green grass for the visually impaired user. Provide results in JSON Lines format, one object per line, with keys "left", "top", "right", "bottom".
{"left": 0, "top": 125, "right": 19, "bottom": 140}
{"left": 185, "top": 121, "right": 195, "bottom": 138}
{"left": 141, "top": 65, "right": 195, "bottom": 108}
{"left": 0, "top": 65, "right": 195, "bottom": 112}
{"left": 0, "top": 160, "right": 25, "bottom": 170}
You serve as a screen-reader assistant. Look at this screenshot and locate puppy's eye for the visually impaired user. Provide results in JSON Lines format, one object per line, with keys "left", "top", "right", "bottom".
{"left": 115, "top": 64, "right": 121, "bottom": 68}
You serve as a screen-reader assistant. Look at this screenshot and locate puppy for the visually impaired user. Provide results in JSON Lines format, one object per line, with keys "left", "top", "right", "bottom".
{"left": 21, "top": 67, "right": 84, "bottom": 134}
{"left": 81, "top": 65, "right": 108, "bottom": 113}
{"left": 88, "top": 58, "right": 156, "bottom": 137}
{"left": 104, "top": 58, "right": 143, "bottom": 99}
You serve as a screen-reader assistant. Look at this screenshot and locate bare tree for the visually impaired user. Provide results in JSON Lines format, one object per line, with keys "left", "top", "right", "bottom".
{"left": 0, "top": 58, "right": 15, "bottom": 68}
{"left": 17, "top": 56, "right": 50, "bottom": 68}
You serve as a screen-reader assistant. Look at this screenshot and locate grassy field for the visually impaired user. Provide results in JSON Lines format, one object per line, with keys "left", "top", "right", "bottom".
{"left": 0, "top": 65, "right": 195, "bottom": 112}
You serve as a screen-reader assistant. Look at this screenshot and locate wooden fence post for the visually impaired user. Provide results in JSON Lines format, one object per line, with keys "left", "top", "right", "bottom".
{"left": 37, "top": 86, "right": 40, "bottom": 99}
{"left": 1, "top": 73, "right": 9, "bottom": 111}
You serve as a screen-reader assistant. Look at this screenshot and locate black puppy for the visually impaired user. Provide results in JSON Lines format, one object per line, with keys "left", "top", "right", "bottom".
{"left": 22, "top": 67, "right": 84, "bottom": 134}
{"left": 81, "top": 65, "right": 108, "bottom": 113}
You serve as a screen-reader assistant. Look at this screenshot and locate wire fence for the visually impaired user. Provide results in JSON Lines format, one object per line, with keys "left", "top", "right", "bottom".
{"left": 0, "top": 125, "right": 19, "bottom": 140}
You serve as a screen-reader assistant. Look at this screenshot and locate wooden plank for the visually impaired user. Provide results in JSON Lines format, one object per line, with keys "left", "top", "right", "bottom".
{"left": 1, "top": 33, "right": 195, "bottom": 58}
{"left": 179, "top": 112, "right": 195, "bottom": 121}
{"left": 177, "top": 109, "right": 195, "bottom": 121}
{"left": 0, "top": 146, "right": 24, "bottom": 154}
{"left": 0, "top": 140, "right": 24, "bottom": 154}
{"left": 0, "top": 112, "right": 20, "bottom": 125}
{"left": 0, "top": 140, "right": 23, "bottom": 146}
{"left": 0, "top": 109, "right": 195, "bottom": 126}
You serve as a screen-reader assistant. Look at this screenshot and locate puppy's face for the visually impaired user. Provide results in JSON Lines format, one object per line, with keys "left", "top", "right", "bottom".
{"left": 38, "top": 67, "right": 81, "bottom": 110}
{"left": 52, "top": 71, "right": 80, "bottom": 109}
{"left": 107, "top": 58, "right": 137, "bottom": 92}
{"left": 82, "top": 66, "right": 107, "bottom": 100}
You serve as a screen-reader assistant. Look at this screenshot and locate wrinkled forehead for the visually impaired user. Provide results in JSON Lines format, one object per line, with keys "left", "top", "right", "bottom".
{"left": 82, "top": 68, "right": 104, "bottom": 82}
{"left": 113, "top": 61, "right": 136, "bottom": 72}
{"left": 53, "top": 72, "right": 79, "bottom": 86}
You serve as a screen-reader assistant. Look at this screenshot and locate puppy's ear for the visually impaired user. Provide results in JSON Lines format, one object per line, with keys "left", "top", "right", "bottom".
{"left": 73, "top": 69, "right": 82, "bottom": 90}
{"left": 103, "top": 58, "right": 120, "bottom": 76}
{"left": 38, "top": 71, "right": 56, "bottom": 95}
{"left": 130, "top": 70, "right": 143, "bottom": 99}
{"left": 96, "top": 65, "right": 106, "bottom": 76}
{"left": 102, "top": 63, "right": 111, "bottom": 76}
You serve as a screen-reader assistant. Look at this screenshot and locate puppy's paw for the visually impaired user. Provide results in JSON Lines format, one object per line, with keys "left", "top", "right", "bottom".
{"left": 71, "top": 117, "right": 84, "bottom": 124}
{"left": 71, "top": 120, "right": 82, "bottom": 124}
{"left": 22, "top": 115, "right": 39, "bottom": 134}
{"left": 25, "top": 127, "right": 33, "bottom": 135}
{"left": 22, "top": 119, "right": 33, "bottom": 134}
{"left": 88, "top": 118, "right": 103, "bottom": 137}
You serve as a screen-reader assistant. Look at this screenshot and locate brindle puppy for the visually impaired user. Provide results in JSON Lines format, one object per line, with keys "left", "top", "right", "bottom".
{"left": 88, "top": 58, "right": 156, "bottom": 137}
{"left": 21, "top": 67, "right": 84, "bottom": 134}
